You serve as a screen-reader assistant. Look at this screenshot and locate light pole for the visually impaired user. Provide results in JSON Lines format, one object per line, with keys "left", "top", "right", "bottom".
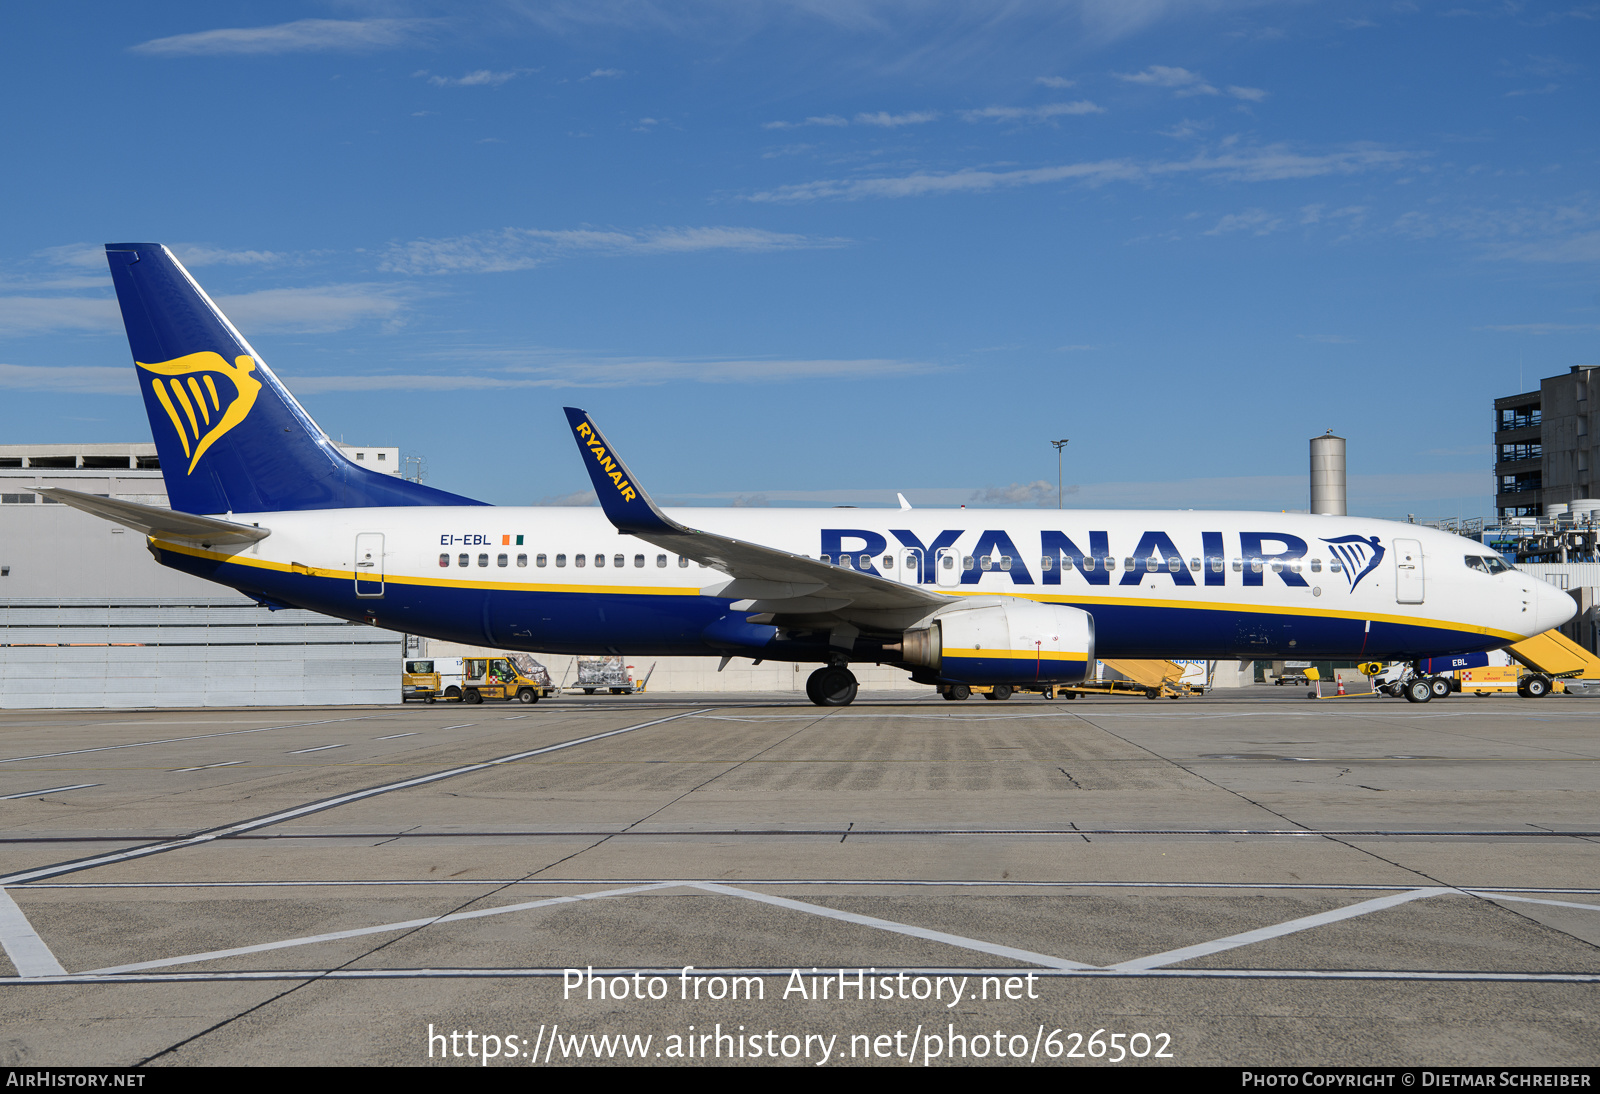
{"left": 1052, "top": 439, "right": 1069, "bottom": 509}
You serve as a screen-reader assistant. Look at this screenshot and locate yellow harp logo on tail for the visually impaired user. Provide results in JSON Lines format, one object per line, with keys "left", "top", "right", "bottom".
{"left": 137, "top": 352, "right": 263, "bottom": 475}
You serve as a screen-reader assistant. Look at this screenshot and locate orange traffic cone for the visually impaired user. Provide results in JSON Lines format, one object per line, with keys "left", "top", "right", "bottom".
{"left": 1336, "top": 675, "right": 1345, "bottom": 696}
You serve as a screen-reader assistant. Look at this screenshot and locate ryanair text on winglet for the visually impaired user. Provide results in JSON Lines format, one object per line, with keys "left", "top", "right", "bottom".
{"left": 574, "top": 421, "right": 638, "bottom": 503}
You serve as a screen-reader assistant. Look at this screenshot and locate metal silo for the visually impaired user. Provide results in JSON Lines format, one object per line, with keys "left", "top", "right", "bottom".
{"left": 1310, "top": 431, "right": 1347, "bottom": 516}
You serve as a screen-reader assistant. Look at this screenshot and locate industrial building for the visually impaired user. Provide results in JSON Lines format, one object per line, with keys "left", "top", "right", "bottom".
{"left": 1494, "top": 364, "right": 1598, "bottom": 522}
{"left": 0, "top": 442, "right": 400, "bottom": 709}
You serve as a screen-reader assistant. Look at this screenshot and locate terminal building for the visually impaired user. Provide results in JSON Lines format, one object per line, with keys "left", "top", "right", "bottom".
{"left": 0, "top": 443, "right": 400, "bottom": 709}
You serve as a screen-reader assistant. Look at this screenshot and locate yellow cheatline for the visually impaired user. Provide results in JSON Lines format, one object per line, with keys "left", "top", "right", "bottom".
{"left": 137, "top": 352, "right": 262, "bottom": 475}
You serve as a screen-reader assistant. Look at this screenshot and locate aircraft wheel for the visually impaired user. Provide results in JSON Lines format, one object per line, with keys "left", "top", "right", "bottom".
{"left": 948, "top": 683, "right": 971, "bottom": 701}
{"left": 1524, "top": 675, "right": 1551, "bottom": 699}
{"left": 1403, "top": 679, "right": 1433, "bottom": 703}
{"left": 807, "top": 666, "right": 857, "bottom": 707}
{"left": 1428, "top": 676, "right": 1452, "bottom": 699}
{"left": 464, "top": 689, "right": 483, "bottom": 705}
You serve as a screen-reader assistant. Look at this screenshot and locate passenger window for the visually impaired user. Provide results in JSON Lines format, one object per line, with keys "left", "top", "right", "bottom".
{"left": 1329, "top": 559, "right": 1343, "bottom": 573}
{"left": 555, "top": 554, "right": 567, "bottom": 567}
{"left": 576, "top": 555, "right": 586, "bottom": 568}
{"left": 1124, "top": 558, "right": 1135, "bottom": 571}
{"left": 963, "top": 556, "right": 975, "bottom": 570}
{"left": 941, "top": 555, "right": 954, "bottom": 570}
{"left": 657, "top": 554, "right": 668, "bottom": 567}
{"left": 517, "top": 554, "right": 528, "bottom": 567}
{"left": 634, "top": 554, "right": 644, "bottom": 567}
{"left": 1232, "top": 558, "right": 1242, "bottom": 572}
{"left": 1251, "top": 559, "right": 1263, "bottom": 573}
{"left": 477, "top": 553, "right": 488, "bottom": 567}
{"left": 497, "top": 553, "right": 508, "bottom": 567}
{"left": 859, "top": 554, "right": 871, "bottom": 569}
{"left": 882, "top": 555, "right": 894, "bottom": 569}
{"left": 458, "top": 553, "right": 469, "bottom": 567}
{"left": 616, "top": 554, "right": 626, "bottom": 568}
{"left": 594, "top": 554, "right": 605, "bottom": 568}
{"left": 1104, "top": 557, "right": 1116, "bottom": 571}
{"left": 1310, "top": 559, "right": 1321, "bottom": 573}
{"left": 1189, "top": 558, "right": 1200, "bottom": 571}
{"left": 536, "top": 554, "right": 547, "bottom": 567}
{"left": 678, "top": 556, "right": 689, "bottom": 568}
{"left": 1168, "top": 557, "right": 1181, "bottom": 572}
{"left": 980, "top": 556, "right": 992, "bottom": 571}
{"left": 438, "top": 553, "right": 449, "bottom": 568}
{"left": 1210, "top": 557, "right": 1223, "bottom": 573}
{"left": 1041, "top": 556, "right": 1053, "bottom": 571}
{"left": 1001, "top": 555, "right": 1012, "bottom": 571}
{"left": 1270, "top": 561, "right": 1283, "bottom": 573}
{"left": 821, "top": 554, "right": 832, "bottom": 565}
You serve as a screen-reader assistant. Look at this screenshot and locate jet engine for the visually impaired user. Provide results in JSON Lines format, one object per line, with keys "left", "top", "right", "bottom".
{"left": 893, "top": 597, "right": 1095, "bottom": 685}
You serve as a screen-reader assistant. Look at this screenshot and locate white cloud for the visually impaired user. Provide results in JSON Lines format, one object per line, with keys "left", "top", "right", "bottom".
{"left": 380, "top": 226, "right": 847, "bottom": 274}
{"left": 747, "top": 143, "right": 1411, "bottom": 203}
{"left": 1205, "top": 208, "right": 1282, "bottom": 235}
{"left": 1117, "top": 64, "right": 1207, "bottom": 88}
{"left": 0, "top": 363, "right": 133, "bottom": 395}
{"left": 0, "top": 296, "right": 119, "bottom": 335}
{"left": 762, "top": 115, "right": 849, "bottom": 130}
{"left": 1116, "top": 65, "right": 1265, "bottom": 100}
{"left": 854, "top": 110, "right": 940, "bottom": 127}
{"left": 1036, "top": 76, "right": 1076, "bottom": 88}
{"left": 586, "top": 68, "right": 624, "bottom": 78}
{"left": 425, "top": 69, "right": 527, "bottom": 88}
{"left": 214, "top": 284, "right": 411, "bottom": 334}
{"left": 1506, "top": 83, "right": 1560, "bottom": 96}
{"left": 961, "top": 101, "right": 1105, "bottom": 122}
{"left": 288, "top": 356, "right": 936, "bottom": 392}
{"left": 131, "top": 18, "right": 428, "bottom": 57}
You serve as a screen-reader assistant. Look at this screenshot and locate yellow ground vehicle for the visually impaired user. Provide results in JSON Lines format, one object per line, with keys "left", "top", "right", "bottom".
{"left": 402, "top": 659, "right": 443, "bottom": 703}
{"left": 461, "top": 657, "right": 555, "bottom": 704}
{"left": 938, "top": 659, "right": 1202, "bottom": 700}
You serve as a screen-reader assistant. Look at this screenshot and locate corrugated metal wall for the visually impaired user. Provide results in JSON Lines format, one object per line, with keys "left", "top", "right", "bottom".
{"left": 0, "top": 598, "right": 399, "bottom": 708}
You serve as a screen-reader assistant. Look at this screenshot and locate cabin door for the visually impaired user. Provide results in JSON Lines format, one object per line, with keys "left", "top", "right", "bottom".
{"left": 1393, "top": 538, "right": 1423, "bottom": 604}
{"left": 355, "top": 533, "right": 385, "bottom": 598}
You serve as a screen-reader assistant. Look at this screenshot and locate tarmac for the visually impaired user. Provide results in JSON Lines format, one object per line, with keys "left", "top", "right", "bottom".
{"left": 0, "top": 688, "right": 1596, "bottom": 1067}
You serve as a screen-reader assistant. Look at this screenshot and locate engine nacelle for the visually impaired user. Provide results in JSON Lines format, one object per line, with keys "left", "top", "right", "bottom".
{"left": 896, "top": 598, "right": 1095, "bottom": 685}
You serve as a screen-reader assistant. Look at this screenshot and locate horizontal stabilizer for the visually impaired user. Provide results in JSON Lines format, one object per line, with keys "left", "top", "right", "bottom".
{"left": 38, "top": 488, "right": 270, "bottom": 546}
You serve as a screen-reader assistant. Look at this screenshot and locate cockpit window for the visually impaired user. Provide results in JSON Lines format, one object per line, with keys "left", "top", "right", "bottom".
{"left": 1465, "top": 555, "right": 1488, "bottom": 572}
{"left": 1466, "top": 555, "right": 1512, "bottom": 574}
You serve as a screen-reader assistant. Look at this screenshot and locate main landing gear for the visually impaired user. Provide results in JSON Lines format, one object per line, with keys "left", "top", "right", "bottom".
{"left": 805, "top": 665, "right": 858, "bottom": 707}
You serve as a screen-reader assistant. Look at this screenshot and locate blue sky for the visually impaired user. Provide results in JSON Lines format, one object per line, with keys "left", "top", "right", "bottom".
{"left": 1, "top": 1, "right": 1595, "bottom": 518}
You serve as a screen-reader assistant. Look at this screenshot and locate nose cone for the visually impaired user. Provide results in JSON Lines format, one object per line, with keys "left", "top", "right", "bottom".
{"left": 1529, "top": 577, "right": 1578, "bottom": 636}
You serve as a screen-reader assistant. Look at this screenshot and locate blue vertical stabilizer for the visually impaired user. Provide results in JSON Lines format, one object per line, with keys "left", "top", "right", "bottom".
{"left": 105, "top": 243, "right": 485, "bottom": 514}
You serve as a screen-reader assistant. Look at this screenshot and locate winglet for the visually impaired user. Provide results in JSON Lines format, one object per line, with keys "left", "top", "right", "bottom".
{"left": 563, "top": 408, "right": 681, "bottom": 535}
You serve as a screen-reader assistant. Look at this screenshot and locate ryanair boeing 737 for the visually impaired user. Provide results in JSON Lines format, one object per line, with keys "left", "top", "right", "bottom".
{"left": 43, "top": 244, "right": 1576, "bottom": 706}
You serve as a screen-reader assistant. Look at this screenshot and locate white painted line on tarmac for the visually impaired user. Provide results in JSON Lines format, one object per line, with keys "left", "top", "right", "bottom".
{"left": 287, "top": 744, "right": 345, "bottom": 755}
{"left": 687, "top": 881, "right": 1097, "bottom": 970}
{"left": 0, "top": 784, "right": 99, "bottom": 801}
{"left": 1109, "top": 887, "right": 1453, "bottom": 972}
{"left": 0, "top": 708, "right": 714, "bottom": 887}
{"left": 1465, "top": 891, "right": 1600, "bottom": 914}
{"left": 86, "top": 882, "right": 675, "bottom": 975}
{"left": 172, "top": 761, "right": 247, "bottom": 773}
{"left": 373, "top": 733, "right": 416, "bottom": 740}
{"left": 0, "top": 889, "right": 66, "bottom": 977}
{"left": 437, "top": 724, "right": 477, "bottom": 731}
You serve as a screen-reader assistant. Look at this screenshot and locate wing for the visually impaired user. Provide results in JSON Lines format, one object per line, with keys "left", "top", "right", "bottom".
{"left": 38, "top": 488, "right": 270, "bottom": 546}
{"left": 562, "top": 407, "right": 945, "bottom": 625}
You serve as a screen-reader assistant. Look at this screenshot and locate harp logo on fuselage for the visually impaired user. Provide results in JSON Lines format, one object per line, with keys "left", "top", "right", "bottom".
{"left": 137, "top": 352, "right": 263, "bottom": 475}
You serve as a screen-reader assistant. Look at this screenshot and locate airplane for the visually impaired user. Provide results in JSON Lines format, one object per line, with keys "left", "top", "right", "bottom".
{"left": 42, "top": 243, "right": 1576, "bottom": 707}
